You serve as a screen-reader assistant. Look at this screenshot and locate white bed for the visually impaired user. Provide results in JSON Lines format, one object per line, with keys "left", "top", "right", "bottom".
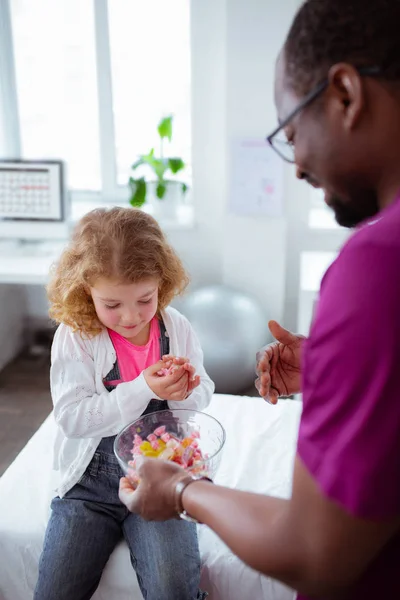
{"left": 0, "top": 394, "right": 301, "bottom": 600}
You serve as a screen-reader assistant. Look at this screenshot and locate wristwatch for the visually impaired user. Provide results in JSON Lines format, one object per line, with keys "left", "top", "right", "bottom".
{"left": 174, "top": 475, "right": 213, "bottom": 523}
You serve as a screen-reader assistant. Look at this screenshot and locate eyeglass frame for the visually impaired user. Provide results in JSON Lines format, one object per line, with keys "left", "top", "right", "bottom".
{"left": 266, "top": 66, "right": 382, "bottom": 163}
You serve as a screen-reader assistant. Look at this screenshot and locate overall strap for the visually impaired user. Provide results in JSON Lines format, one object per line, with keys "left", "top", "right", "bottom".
{"left": 159, "top": 317, "right": 170, "bottom": 357}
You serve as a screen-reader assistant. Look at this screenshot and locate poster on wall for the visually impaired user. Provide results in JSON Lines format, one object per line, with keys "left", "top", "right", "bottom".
{"left": 229, "top": 138, "right": 284, "bottom": 217}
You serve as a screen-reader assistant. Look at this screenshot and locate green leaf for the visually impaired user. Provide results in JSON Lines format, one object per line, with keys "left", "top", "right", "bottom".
{"left": 131, "top": 156, "right": 145, "bottom": 171}
{"left": 142, "top": 151, "right": 167, "bottom": 180}
{"left": 158, "top": 116, "right": 173, "bottom": 142}
{"left": 168, "top": 157, "right": 185, "bottom": 174}
{"left": 129, "top": 177, "right": 147, "bottom": 207}
{"left": 156, "top": 181, "right": 167, "bottom": 199}
{"left": 181, "top": 182, "right": 188, "bottom": 194}
{"left": 154, "top": 160, "right": 168, "bottom": 180}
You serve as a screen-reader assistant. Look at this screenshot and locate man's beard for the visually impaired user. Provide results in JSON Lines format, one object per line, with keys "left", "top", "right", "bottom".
{"left": 328, "top": 192, "right": 380, "bottom": 228}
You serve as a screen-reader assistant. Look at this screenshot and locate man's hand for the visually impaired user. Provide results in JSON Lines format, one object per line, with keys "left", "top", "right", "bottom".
{"left": 119, "top": 457, "right": 188, "bottom": 520}
{"left": 255, "top": 320, "right": 305, "bottom": 404}
{"left": 120, "top": 456, "right": 400, "bottom": 597}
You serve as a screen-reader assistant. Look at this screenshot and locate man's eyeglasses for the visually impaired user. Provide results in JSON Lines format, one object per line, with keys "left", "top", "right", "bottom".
{"left": 266, "top": 66, "right": 381, "bottom": 164}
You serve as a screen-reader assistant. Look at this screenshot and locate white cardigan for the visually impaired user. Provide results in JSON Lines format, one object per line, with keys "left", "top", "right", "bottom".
{"left": 50, "top": 306, "right": 215, "bottom": 497}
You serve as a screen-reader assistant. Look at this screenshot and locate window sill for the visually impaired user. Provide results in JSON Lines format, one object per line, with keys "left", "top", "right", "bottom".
{"left": 70, "top": 199, "right": 195, "bottom": 231}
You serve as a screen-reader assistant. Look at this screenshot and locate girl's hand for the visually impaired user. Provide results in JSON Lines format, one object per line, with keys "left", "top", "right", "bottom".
{"left": 161, "top": 356, "right": 201, "bottom": 397}
{"left": 161, "top": 354, "right": 190, "bottom": 368}
{"left": 144, "top": 360, "right": 190, "bottom": 401}
{"left": 183, "top": 362, "right": 201, "bottom": 395}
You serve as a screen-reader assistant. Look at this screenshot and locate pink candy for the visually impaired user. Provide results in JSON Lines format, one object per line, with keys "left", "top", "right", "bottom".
{"left": 154, "top": 426, "right": 166, "bottom": 436}
{"left": 157, "top": 366, "right": 177, "bottom": 377}
{"left": 147, "top": 433, "right": 157, "bottom": 442}
{"left": 157, "top": 363, "right": 181, "bottom": 377}
{"left": 182, "top": 446, "right": 194, "bottom": 466}
{"left": 161, "top": 432, "right": 171, "bottom": 443}
{"left": 150, "top": 440, "right": 160, "bottom": 450}
{"left": 157, "top": 368, "right": 171, "bottom": 377}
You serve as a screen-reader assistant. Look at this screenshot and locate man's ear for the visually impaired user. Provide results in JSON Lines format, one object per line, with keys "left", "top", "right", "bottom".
{"left": 327, "top": 63, "right": 365, "bottom": 131}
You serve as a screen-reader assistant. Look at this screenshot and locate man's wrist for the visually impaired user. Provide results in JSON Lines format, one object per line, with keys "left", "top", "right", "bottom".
{"left": 174, "top": 475, "right": 196, "bottom": 513}
{"left": 174, "top": 475, "right": 213, "bottom": 523}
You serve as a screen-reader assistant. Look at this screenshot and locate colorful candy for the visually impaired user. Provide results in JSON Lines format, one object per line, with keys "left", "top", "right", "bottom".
{"left": 128, "top": 426, "right": 206, "bottom": 476}
{"left": 157, "top": 367, "right": 172, "bottom": 377}
{"left": 154, "top": 426, "right": 166, "bottom": 436}
{"left": 156, "top": 364, "right": 180, "bottom": 377}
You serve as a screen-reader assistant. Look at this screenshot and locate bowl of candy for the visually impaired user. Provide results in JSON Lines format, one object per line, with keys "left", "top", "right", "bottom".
{"left": 114, "top": 409, "right": 226, "bottom": 486}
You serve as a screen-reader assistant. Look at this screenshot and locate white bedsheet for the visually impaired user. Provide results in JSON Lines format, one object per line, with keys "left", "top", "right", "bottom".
{"left": 0, "top": 394, "right": 301, "bottom": 600}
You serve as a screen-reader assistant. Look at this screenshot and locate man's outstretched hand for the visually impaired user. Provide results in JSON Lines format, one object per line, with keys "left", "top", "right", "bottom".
{"left": 255, "top": 320, "right": 305, "bottom": 403}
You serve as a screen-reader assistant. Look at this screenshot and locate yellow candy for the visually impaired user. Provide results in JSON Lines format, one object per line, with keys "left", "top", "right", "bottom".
{"left": 139, "top": 439, "right": 167, "bottom": 457}
{"left": 158, "top": 440, "right": 166, "bottom": 452}
{"left": 139, "top": 441, "right": 153, "bottom": 453}
{"left": 141, "top": 449, "right": 158, "bottom": 458}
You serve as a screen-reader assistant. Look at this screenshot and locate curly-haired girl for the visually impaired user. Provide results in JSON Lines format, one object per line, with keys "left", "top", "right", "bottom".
{"left": 34, "top": 207, "right": 214, "bottom": 600}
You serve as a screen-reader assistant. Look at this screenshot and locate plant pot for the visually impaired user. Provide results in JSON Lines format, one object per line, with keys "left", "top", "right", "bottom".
{"left": 149, "top": 181, "right": 186, "bottom": 220}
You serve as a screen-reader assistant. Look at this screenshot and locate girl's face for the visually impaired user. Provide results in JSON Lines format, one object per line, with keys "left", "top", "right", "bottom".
{"left": 90, "top": 277, "right": 159, "bottom": 343}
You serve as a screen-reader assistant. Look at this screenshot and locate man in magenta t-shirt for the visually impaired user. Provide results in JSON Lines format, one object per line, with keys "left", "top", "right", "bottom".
{"left": 117, "top": 0, "right": 400, "bottom": 598}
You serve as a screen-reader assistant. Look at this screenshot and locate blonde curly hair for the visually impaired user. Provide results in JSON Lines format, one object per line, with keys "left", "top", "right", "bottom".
{"left": 47, "top": 207, "right": 189, "bottom": 336}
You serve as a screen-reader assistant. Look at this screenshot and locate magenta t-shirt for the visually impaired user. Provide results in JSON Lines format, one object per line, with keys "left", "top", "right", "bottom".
{"left": 107, "top": 317, "right": 160, "bottom": 383}
{"left": 297, "top": 198, "right": 400, "bottom": 599}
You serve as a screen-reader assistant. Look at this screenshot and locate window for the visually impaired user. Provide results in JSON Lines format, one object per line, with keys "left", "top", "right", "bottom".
{"left": 108, "top": 0, "right": 191, "bottom": 186}
{"left": 308, "top": 188, "right": 340, "bottom": 229}
{"left": 10, "top": 0, "right": 101, "bottom": 191}
{"left": 284, "top": 179, "right": 349, "bottom": 333}
{"left": 1, "top": 0, "right": 192, "bottom": 199}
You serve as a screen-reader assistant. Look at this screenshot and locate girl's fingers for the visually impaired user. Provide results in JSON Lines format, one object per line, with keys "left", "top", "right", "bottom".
{"left": 187, "top": 375, "right": 200, "bottom": 392}
{"left": 162, "top": 355, "right": 190, "bottom": 365}
{"left": 183, "top": 363, "right": 196, "bottom": 377}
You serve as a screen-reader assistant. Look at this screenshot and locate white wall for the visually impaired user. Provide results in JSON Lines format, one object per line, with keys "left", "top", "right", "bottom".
{"left": 222, "top": 0, "right": 300, "bottom": 321}
{"left": 18, "top": 0, "right": 303, "bottom": 334}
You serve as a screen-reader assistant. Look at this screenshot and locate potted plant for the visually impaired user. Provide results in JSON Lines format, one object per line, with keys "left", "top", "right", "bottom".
{"left": 128, "top": 115, "right": 188, "bottom": 218}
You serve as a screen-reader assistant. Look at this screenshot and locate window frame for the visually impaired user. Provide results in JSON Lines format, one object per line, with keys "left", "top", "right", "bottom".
{"left": 0, "top": 0, "right": 191, "bottom": 207}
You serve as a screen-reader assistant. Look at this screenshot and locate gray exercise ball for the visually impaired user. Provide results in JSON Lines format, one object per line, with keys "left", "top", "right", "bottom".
{"left": 176, "top": 285, "right": 270, "bottom": 394}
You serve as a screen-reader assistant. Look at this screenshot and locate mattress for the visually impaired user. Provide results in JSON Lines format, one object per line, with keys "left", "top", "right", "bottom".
{"left": 0, "top": 393, "right": 301, "bottom": 600}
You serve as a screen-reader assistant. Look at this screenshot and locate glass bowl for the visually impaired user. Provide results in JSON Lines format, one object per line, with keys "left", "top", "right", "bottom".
{"left": 114, "top": 408, "right": 226, "bottom": 485}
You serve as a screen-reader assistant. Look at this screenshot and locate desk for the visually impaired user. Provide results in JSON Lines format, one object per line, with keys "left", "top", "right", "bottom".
{"left": 0, "top": 240, "right": 67, "bottom": 285}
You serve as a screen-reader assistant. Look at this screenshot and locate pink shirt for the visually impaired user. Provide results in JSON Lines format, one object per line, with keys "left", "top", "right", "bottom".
{"left": 297, "top": 198, "right": 400, "bottom": 599}
{"left": 107, "top": 317, "right": 161, "bottom": 384}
